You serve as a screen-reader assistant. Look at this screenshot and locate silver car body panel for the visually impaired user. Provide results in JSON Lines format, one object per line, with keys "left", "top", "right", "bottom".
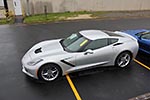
{"left": 22, "top": 30, "right": 139, "bottom": 79}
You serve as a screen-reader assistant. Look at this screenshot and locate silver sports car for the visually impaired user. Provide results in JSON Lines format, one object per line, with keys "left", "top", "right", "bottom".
{"left": 22, "top": 30, "right": 139, "bottom": 82}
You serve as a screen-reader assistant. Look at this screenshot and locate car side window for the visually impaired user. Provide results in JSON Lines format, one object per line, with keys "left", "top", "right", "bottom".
{"left": 141, "top": 33, "right": 150, "bottom": 40}
{"left": 84, "top": 38, "right": 108, "bottom": 50}
{"left": 108, "top": 38, "right": 118, "bottom": 44}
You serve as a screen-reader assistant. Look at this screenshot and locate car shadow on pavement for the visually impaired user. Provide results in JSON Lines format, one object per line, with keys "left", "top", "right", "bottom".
{"left": 69, "top": 65, "right": 130, "bottom": 78}
{"left": 24, "top": 64, "right": 132, "bottom": 84}
{"left": 24, "top": 74, "right": 66, "bottom": 84}
{"left": 136, "top": 51, "right": 150, "bottom": 66}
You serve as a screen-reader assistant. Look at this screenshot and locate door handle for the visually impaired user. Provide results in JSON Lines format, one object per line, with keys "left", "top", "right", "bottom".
{"left": 84, "top": 49, "right": 93, "bottom": 55}
{"left": 84, "top": 51, "right": 93, "bottom": 55}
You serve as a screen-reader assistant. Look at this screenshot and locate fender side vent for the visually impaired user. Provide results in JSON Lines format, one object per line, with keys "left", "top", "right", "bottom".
{"left": 113, "top": 43, "right": 123, "bottom": 46}
{"left": 34, "top": 48, "right": 42, "bottom": 54}
{"left": 61, "top": 60, "right": 75, "bottom": 67}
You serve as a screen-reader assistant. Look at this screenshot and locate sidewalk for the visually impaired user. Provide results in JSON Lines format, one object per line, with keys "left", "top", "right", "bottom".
{"left": 24, "top": 10, "right": 150, "bottom": 24}
{"left": 1, "top": 10, "right": 150, "bottom": 25}
{"left": 95, "top": 10, "right": 150, "bottom": 19}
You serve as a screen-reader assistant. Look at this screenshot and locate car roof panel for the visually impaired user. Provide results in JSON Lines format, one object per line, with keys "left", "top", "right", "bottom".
{"left": 79, "top": 30, "right": 109, "bottom": 40}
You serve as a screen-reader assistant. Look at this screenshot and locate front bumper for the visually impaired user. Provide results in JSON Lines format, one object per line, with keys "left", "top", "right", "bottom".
{"left": 22, "top": 52, "right": 39, "bottom": 79}
{"left": 22, "top": 65, "right": 38, "bottom": 79}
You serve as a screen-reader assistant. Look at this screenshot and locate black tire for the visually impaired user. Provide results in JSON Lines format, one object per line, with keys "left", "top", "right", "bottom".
{"left": 115, "top": 52, "right": 132, "bottom": 68}
{"left": 38, "top": 64, "right": 61, "bottom": 82}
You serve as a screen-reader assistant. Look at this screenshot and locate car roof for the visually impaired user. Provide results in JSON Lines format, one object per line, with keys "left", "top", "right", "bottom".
{"left": 79, "top": 30, "right": 109, "bottom": 40}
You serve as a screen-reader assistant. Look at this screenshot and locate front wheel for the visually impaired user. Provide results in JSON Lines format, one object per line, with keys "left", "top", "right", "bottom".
{"left": 115, "top": 52, "right": 132, "bottom": 68}
{"left": 38, "top": 64, "right": 61, "bottom": 82}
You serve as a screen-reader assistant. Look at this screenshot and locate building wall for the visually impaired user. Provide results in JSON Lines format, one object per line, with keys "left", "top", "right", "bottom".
{"left": 0, "top": 0, "right": 5, "bottom": 18}
{"left": 7, "top": 0, "right": 150, "bottom": 16}
{"left": 7, "top": 0, "right": 15, "bottom": 15}
{"left": 0, "top": 0, "right": 4, "bottom": 6}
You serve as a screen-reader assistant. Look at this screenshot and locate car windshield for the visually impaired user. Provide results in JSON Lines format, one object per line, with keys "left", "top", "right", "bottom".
{"left": 135, "top": 31, "right": 150, "bottom": 40}
{"left": 141, "top": 33, "right": 150, "bottom": 40}
{"left": 135, "top": 31, "right": 149, "bottom": 37}
{"left": 61, "top": 33, "right": 89, "bottom": 52}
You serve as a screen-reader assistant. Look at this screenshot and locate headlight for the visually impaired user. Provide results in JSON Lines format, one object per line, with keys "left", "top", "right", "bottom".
{"left": 27, "top": 59, "right": 43, "bottom": 66}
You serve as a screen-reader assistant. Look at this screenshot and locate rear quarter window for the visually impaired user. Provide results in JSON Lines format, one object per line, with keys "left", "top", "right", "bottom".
{"left": 108, "top": 38, "right": 118, "bottom": 45}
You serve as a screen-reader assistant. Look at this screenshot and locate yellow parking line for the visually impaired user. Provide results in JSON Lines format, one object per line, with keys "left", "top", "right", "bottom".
{"left": 134, "top": 59, "right": 150, "bottom": 70}
{"left": 66, "top": 75, "right": 82, "bottom": 100}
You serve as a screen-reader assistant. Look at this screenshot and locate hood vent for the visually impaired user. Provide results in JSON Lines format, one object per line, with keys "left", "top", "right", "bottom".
{"left": 34, "top": 47, "right": 42, "bottom": 54}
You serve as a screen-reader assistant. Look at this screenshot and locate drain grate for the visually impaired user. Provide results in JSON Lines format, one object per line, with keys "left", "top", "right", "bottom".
{"left": 129, "top": 93, "right": 150, "bottom": 100}
{"left": 14, "top": 15, "right": 24, "bottom": 24}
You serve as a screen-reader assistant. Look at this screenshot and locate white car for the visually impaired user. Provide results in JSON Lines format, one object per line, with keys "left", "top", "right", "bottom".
{"left": 22, "top": 30, "right": 139, "bottom": 82}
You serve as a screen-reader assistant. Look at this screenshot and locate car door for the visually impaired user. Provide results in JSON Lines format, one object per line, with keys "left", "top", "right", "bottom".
{"left": 139, "top": 33, "right": 150, "bottom": 53}
{"left": 75, "top": 38, "right": 116, "bottom": 69}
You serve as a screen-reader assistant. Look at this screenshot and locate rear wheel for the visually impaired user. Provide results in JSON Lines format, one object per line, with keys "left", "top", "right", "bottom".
{"left": 38, "top": 64, "right": 61, "bottom": 82}
{"left": 115, "top": 52, "right": 132, "bottom": 68}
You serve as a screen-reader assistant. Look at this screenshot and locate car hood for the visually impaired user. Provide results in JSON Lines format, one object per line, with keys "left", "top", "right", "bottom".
{"left": 122, "top": 29, "right": 148, "bottom": 38}
{"left": 28, "top": 39, "right": 66, "bottom": 60}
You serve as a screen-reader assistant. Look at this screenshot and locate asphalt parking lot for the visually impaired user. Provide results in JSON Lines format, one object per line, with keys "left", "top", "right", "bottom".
{"left": 0, "top": 18, "right": 150, "bottom": 100}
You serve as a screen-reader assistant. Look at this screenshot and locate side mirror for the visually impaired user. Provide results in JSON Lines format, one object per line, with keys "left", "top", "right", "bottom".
{"left": 84, "top": 49, "right": 93, "bottom": 55}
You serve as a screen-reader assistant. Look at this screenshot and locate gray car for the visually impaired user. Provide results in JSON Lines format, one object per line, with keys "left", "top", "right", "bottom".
{"left": 22, "top": 30, "right": 139, "bottom": 82}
